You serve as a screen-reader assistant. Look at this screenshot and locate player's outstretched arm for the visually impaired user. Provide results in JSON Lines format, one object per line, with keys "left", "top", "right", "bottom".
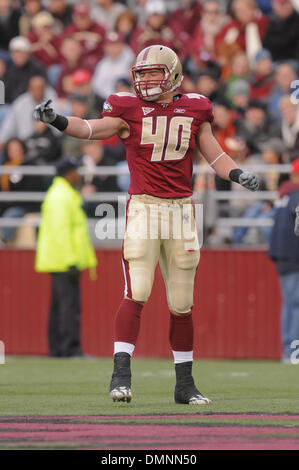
{"left": 33, "top": 99, "right": 129, "bottom": 140}
{"left": 197, "top": 122, "right": 259, "bottom": 191}
{"left": 295, "top": 205, "right": 299, "bottom": 237}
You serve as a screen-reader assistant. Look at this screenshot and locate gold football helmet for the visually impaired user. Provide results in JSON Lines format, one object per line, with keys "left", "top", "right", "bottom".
{"left": 132, "top": 45, "right": 183, "bottom": 101}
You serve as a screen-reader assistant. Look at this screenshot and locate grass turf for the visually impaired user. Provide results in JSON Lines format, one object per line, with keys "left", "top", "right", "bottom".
{"left": 0, "top": 356, "right": 298, "bottom": 417}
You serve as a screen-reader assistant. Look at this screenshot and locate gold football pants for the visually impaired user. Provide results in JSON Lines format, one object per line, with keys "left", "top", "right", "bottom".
{"left": 122, "top": 194, "right": 200, "bottom": 314}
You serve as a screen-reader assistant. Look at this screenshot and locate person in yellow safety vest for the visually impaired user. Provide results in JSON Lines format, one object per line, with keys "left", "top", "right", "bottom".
{"left": 35, "top": 157, "right": 97, "bottom": 357}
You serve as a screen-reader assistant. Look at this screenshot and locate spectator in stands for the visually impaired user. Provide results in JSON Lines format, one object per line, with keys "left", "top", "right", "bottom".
{"left": 3, "top": 36, "right": 46, "bottom": 104}
{"left": 19, "top": 0, "right": 43, "bottom": 37}
{"left": 47, "top": 0, "right": 73, "bottom": 31}
{"left": 268, "top": 158, "right": 299, "bottom": 362}
{"left": 70, "top": 69, "right": 99, "bottom": 116}
{"left": 249, "top": 48, "right": 275, "bottom": 100}
{"left": 263, "top": 0, "right": 299, "bottom": 61}
{"left": 91, "top": 31, "right": 135, "bottom": 106}
{"left": 28, "top": 11, "right": 61, "bottom": 68}
{"left": 191, "top": 0, "right": 229, "bottom": 64}
{"left": 278, "top": 95, "right": 299, "bottom": 161}
{"left": 226, "top": 78, "right": 251, "bottom": 116}
{"left": 0, "top": 138, "right": 43, "bottom": 245}
{"left": 0, "top": 0, "right": 21, "bottom": 50}
{"left": 268, "top": 62, "right": 298, "bottom": 119}
{"left": 62, "top": 2, "right": 106, "bottom": 70}
{"left": 212, "top": 100, "right": 238, "bottom": 155}
{"left": 114, "top": 76, "right": 132, "bottom": 93}
{"left": 0, "top": 75, "right": 57, "bottom": 144}
{"left": 62, "top": 94, "right": 93, "bottom": 159}
{"left": 80, "top": 140, "right": 121, "bottom": 217}
{"left": 295, "top": 201, "right": 299, "bottom": 236}
{"left": 195, "top": 68, "right": 223, "bottom": 103}
{"left": 232, "top": 200, "right": 275, "bottom": 245}
{"left": 130, "top": 0, "right": 184, "bottom": 56}
{"left": 91, "top": 0, "right": 127, "bottom": 32}
{"left": 100, "top": 133, "right": 126, "bottom": 164}
{"left": 220, "top": 51, "right": 250, "bottom": 94}
{"left": 35, "top": 156, "right": 97, "bottom": 358}
{"left": 56, "top": 37, "right": 84, "bottom": 98}
{"left": 0, "top": 51, "right": 10, "bottom": 125}
{"left": 25, "top": 120, "right": 62, "bottom": 164}
{"left": 115, "top": 10, "right": 138, "bottom": 45}
{"left": 261, "top": 146, "right": 287, "bottom": 190}
{"left": 235, "top": 99, "right": 280, "bottom": 159}
{"left": 169, "top": 0, "right": 202, "bottom": 38}
{"left": 126, "top": 0, "right": 149, "bottom": 27}
{"left": 255, "top": 0, "right": 273, "bottom": 15}
{"left": 216, "top": 0, "right": 268, "bottom": 67}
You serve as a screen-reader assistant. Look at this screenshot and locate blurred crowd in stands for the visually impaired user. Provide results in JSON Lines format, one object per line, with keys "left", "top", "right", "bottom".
{"left": 1, "top": 0, "right": 299, "bottom": 245}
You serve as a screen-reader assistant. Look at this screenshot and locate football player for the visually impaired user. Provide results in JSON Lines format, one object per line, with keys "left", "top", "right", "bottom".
{"left": 34, "top": 45, "right": 259, "bottom": 405}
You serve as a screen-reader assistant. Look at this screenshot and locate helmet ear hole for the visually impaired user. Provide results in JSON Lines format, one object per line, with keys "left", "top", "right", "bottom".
{"left": 174, "top": 73, "right": 179, "bottom": 80}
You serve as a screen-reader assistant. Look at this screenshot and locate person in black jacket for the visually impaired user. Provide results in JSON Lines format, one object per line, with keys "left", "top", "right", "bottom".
{"left": 268, "top": 158, "right": 299, "bottom": 362}
{"left": 262, "top": 0, "right": 299, "bottom": 61}
{"left": 3, "top": 36, "right": 46, "bottom": 104}
{"left": 0, "top": 138, "right": 46, "bottom": 244}
{"left": 25, "top": 121, "right": 62, "bottom": 165}
{"left": 0, "top": 0, "right": 21, "bottom": 51}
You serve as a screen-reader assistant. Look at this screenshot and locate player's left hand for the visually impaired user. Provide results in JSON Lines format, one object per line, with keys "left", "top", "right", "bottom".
{"left": 33, "top": 99, "right": 56, "bottom": 123}
{"left": 239, "top": 171, "right": 259, "bottom": 192}
{"left": 295, "top": 206, "right": 299, "bottom": 237}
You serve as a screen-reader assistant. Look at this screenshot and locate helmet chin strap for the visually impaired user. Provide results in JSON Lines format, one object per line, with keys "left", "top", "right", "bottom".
{"left": 141, "top": 86, "right": 163, "bottom": 100}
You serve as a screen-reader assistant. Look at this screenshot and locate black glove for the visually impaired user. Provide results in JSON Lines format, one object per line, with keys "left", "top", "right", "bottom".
{"left": 229, "top": 169, "right": 259, "bottom": 192}
{"left": 33, "top": 99, "right": 56, "bottom": 123}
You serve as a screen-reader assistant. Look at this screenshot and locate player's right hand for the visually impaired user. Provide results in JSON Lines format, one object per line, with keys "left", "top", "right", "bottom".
{"left": 33, "top": 99, "right": 56, "bottom": 123}
{"left": 295, "top": 206, "right": 299, "bottom": 237}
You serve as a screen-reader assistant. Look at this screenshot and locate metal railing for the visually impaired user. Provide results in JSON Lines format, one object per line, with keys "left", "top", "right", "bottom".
{"left": 0, "top": 164, "right": 291, "bottom": 237}
{"left": 0, "top": 163, "right": 292, "bottom": 176}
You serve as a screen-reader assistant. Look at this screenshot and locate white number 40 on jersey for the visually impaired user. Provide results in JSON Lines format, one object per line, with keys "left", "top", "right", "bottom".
{"left": 141, "top": 116, "right": 194, "bottom": 162}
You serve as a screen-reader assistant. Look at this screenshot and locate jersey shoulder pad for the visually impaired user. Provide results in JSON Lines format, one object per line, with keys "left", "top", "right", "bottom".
{"left": 184, "top": 93, "right": 211, "bottom": 107}
{"left": 184, "top": 93, "right": 214, "bottom": 122}
{"left": 114, "top": 92, "right": 136, "bottom": 98}
{"left": 102, "top": 92, "right": 137, "bottom": 118}
{"left": 185, "top": 93, "right": 207, "bottom": 100}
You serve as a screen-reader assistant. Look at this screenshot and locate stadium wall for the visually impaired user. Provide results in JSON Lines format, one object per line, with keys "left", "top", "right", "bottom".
{"left": 0, "top": 249, "right": 281, "bottom": 359}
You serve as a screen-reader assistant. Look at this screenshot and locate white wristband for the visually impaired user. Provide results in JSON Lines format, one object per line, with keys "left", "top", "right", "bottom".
{"left": 209, "top": 151, "right": 226, "bottom": 167}
{"left": 83, "top": 119, "right": 93, "bottom": 140}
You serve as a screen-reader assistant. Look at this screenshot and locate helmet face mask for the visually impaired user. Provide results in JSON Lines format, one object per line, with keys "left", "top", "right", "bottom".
{"left": 132, "top": 45, "right": 183, "bottom": 101}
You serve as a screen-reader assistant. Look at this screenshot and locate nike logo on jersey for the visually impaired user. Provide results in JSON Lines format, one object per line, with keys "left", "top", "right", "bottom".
{"left": 142, "top": 107, "right": 155, "bottom": 115}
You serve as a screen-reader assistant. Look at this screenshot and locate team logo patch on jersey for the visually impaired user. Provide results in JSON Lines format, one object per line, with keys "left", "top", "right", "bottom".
{"left": 174, "top": 108, "right": 186, "bottom": 113}
{"left": 142, "top": 107, "right": 155, "bottom": 116}
{"left": 103, "top": 101, "right": 113, "bottom": 112}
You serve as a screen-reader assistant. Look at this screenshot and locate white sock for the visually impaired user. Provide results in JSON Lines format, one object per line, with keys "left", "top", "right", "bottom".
{"left": 114, "top": 341, "right": 135, "bottom": 356}
{"left": 172, "top": 350, "right": 193, "bottom": 364}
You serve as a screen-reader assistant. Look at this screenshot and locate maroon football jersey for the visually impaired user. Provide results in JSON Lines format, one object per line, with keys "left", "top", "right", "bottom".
{"left": 101, "top": 92, "right": 213, "bottom": 198}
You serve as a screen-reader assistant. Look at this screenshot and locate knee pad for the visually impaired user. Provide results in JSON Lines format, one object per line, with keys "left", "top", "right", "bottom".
{"left": 167, "top": 246, "right": 200, "bottom": 314}
{"left": 168, "top": 286, "right": 194, "bottom": 314}
{"left": 123, "top": 238, "right": 154, "bottom": 304}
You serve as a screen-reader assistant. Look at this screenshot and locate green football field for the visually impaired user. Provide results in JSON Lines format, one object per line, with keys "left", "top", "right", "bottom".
{"left": 1, "top": 356, "right": 299, "bottom": 415}
{"left": 0, "top": 357, "right": 299, "bottom": 449}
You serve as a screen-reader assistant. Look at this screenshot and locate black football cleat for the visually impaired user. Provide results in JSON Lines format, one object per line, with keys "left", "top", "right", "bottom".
{"left": 174, "top": 361, "right": 211, "bottom": 405}
{"left": 109, "top": 352, "right": 132, "bottom": 403}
